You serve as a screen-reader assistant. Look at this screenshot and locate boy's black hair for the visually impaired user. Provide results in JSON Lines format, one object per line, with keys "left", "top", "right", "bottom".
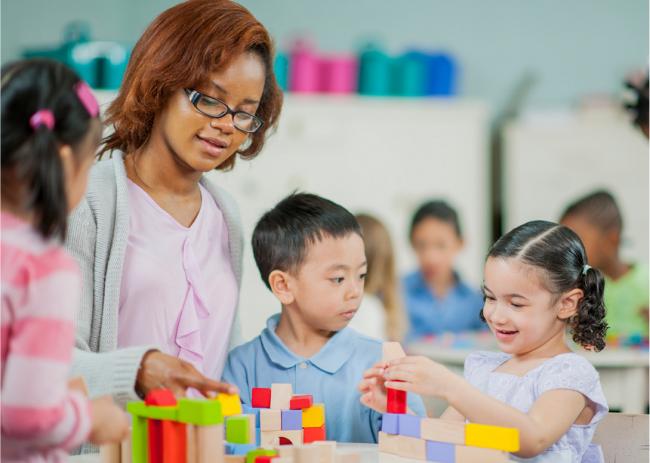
{"left": 484, "top": 220, "right": 608, "bottom": 351}
{"left": 560, "top": 190, "right": 622, "bottom": 233}
{"left": 252, "top": 192, "right": 362, "bottom": 290}
{"left": 409, "top": 199, "right": 462, "bottom": 239}
{"left": 1, "top": 58, "right": 99, "bottom": 240}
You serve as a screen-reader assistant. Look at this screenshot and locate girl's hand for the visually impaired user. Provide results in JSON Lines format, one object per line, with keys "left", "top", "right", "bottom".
{"left": 384, "top": 356, "right": 458, "bottom": 399}
{"left": 136, "top": 350, "right": 238, "bottom": 398}
{"left": 358, "top": 361, "right": 389, "bottom": 413}
{"left": 88, "top": 396, "right": 130, "bottom": 445}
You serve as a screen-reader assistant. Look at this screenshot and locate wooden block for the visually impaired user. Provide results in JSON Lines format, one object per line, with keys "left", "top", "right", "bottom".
{"left": 425, "top": 440, "right": 454, "bottom": 463}
{"left": 162, "top": 420, "right": 187, "bottom": 463}
{"left": 290, "top": 395, "right": 313, "bottom": 410}
{"left": 302, "top": 404, "right": 325, "bottom": 428}
{"left": 260, "top": 409, "right": 282, "bottom": 431}
{"left": 281, "top": 409, "right": 303, "bottom": 430}
{"left": 99, "top": 442, "right": 121, "bottom": 463}
{"left": 395, "top": 435, "right": 426, "bottom": 460}
{"left": 129, "top": 413, "right": 147, "bottom": 463}
{"left": 226, "top": 415, "right": 256, "bottom": 444}
{"left": 224, "top": 456, "right": 246, "bottom": 463}
{"left": 252, "top": 388, "right": 272, "bottom": 408}
{"left": 386, "top": 388, "right": 406, "bottom": 414}
{"left": 273, "top": 445, "right": 295, "bottom": 458}
{"left": 336, "top": 453, "right": 361, "bottom": 463}
{"left": 303, "top": 424, "right": 326, "bottom": 443}
{"left": 293, "top": 445, "right": 322, "bottom": 463}
{"left": 260, "top": 430, "right": 303, "bottom": 447}
{"left": 465, "top": 423, "right": 520, "bottom": 452}
{"left": 381, "top": 413, "right": 400, "bottom": 434}
{"left": 245, "top": 449, "right": 278, "bottom": 463}
{"left": 145, "top": 389, "right": 177, "bottom": 406}
{"left": 178, "top": 398, "right": 223, "bottom": 425}
{"left": 68, "top": 376, "right": 89, "bottom": 396}
{"left": 310, "top": 440, "right": 336, "bottom": 463}
{"left": 420, "top": 418, "right": 465, "bottom": 445}
{"left": 148, "top": 419, "right": 164, "bottom": 463}
{"left": 197, "top": 424, "right": 224, "bottom": 463}
{"left": 121, "top": 432, "right": 132, "bottom": 463}
{"left": 455, "top": 445, "right": 511, "bottom": 463}
{"left": 270, "top": 384, "right": 293, "bottom": 410}
{"left": 378, "top": 432, "right": 400, "bottom": 454}
{"left": 186, "top": 424, "right": 197, "bottom": 463}
{"left": 382, "top": 342, "right": 406, "bottom": 363}
{"left": 217, "top": 393, "right": 244, "bottom": 417}
{"left": 396, "top": 414, "right": 421, "bottom": 438}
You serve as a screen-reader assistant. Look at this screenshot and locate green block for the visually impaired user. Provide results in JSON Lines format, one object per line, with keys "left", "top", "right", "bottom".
{"left": 226, "top": 415, "right": 254, "bottom": 444}
{"left": 127, "top": 401, "right": 179, "bottom": 421}
{"left": 130, "top": 414, "right": 148, "bottom": 463}
{"left": 177, "top": 398, "right": 223, "bottom": 425}
{"left": 246, "top": 448, "right": 278, "bottom": 463}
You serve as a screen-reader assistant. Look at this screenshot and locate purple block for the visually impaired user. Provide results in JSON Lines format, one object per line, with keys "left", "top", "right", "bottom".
{"left": 281, "top": 409, "right": 302, "bottom": 430}
{"left": 397, "top": 414, "right": 421, "bottom": 438}
{"left": 426, "top": 441, "right": 455, "bottom": 463}
{"left": 381, "top": 413, "right": 399, "bottom": 434}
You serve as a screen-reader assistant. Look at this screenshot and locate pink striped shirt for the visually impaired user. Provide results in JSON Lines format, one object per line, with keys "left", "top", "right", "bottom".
{"left": 1, "top": 212, "right": 92, "bottom": 462}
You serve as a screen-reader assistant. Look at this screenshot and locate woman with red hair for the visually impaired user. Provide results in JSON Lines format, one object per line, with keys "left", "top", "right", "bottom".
{"left": 65, "top": 0, "right": 283, "bottom": 422}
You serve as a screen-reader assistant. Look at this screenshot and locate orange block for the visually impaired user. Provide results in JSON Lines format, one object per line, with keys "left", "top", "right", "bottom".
{"left": 162, "top": 420, "right": 186, "bottom": 463}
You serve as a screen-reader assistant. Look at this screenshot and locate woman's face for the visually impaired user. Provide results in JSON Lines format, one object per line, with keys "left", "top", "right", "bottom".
{"left": 155, "top": 51, "right": 266, "bottom": 172}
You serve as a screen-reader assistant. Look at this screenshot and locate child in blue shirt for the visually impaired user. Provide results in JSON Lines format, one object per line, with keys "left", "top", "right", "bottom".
{"left": 222, "top": 193, "right": 425, "bottom": 443}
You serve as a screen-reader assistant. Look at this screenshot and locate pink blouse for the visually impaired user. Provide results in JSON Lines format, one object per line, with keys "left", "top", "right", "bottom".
{"left": 118, "top": 180, "right": 238, "bottom": 379}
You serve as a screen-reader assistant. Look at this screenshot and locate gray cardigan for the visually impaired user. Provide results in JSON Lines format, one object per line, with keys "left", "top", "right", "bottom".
{"left": 65, "top": 152, "right": 244, "bottom": 406}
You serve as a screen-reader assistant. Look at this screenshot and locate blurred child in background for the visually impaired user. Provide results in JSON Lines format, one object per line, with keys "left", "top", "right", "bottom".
{"left": 402, "top": 200, "right": 484, "bottom": 341}
{"left": 560, "top": 190, "right": 649, "bottom": 339}
{"left": 349, "top": 213, "right": 406, "bottom": 341}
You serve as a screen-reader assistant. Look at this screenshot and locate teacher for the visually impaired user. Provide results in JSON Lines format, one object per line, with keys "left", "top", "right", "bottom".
{"left": 66, "top": 0, "right": 283, "bottom": 408}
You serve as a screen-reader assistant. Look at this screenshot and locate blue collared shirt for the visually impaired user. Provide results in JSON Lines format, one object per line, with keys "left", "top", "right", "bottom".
{"left": 222, "top": 314, "right": 426, "bottom": 443}
{"left": 403, "top": 270, "right": 485, "bottom": 341}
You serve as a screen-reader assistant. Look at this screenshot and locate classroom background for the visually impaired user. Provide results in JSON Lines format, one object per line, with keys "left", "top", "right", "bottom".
{"left": 3, "top": 0, "right": 648, "bottom": 417}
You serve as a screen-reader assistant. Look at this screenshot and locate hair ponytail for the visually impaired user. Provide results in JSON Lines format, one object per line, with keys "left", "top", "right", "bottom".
{"left": 571, "top": 266, "right": 608, "bottom": 351}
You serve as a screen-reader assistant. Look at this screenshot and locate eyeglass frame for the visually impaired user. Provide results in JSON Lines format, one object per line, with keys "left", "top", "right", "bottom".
{"left": 183, "top": 88, "right": 264, "bottom": 134}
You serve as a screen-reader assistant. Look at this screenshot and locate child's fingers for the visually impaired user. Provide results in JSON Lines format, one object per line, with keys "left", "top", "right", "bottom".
{"left": 384, "top": 380, "right": 414, "bottom": 392}
{"left": 384, "top": 368, "right": 417, "bottom": 384}
{"left": 363, "top": 367, "right": 385, "bottom": 379}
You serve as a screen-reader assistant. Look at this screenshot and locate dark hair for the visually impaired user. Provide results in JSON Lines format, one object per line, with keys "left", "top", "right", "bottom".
{"left": 409, "top": 200, "right": 462, "bottom": 239}
{"left": 485, "top": 220, "right": 608, "bottom": 351}
{"left": 560, "top": 190, "right": 622, "bottom": 233}
{"left": 252, "top": 193, "right": 362, "bottom": 290}
{"left": 624, "top": 71, "right": 649, "bottom": 129}
{"left": 101, "top": 0, "right": 283, "bottom": 170}
{"left": 1, "top": 59, "right": 100, "bottom": 240}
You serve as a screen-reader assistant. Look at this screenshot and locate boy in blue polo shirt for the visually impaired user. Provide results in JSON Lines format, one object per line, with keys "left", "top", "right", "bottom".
{"left": 222, "top": 193, "right": 425, "bottom": 443}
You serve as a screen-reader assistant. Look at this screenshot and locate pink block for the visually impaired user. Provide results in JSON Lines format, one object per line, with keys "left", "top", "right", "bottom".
{"left": 321, "top": 56, "right": 358, "bottom": 94}
{"left": 290, "top": 43, "right": 320, "bottom": 94}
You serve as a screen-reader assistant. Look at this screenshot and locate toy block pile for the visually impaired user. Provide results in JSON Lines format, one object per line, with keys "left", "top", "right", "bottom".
{"left": 224, "top": 440, "right": 360, "bottom": 463}
{"left": 102, "top": 388, "right": 255, "bottom": 463}
{"left": 378, "top": 342, "right": 518, "bottom": 462}
{"left": 251, "top": 383, "right": 326, "bottom": 447}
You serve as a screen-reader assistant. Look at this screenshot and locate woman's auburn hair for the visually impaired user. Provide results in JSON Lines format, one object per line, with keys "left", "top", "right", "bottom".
{"left": 100, "top": 0, "right": 283, "bottom": 170}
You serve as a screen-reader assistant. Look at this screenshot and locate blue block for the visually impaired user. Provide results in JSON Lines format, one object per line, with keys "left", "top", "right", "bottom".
{"left": 242, "top": 404, "right": 260, "bottom": 428}
{"left": 281, "top": 409, "right": 302, "bottom": 430}
{"left": 426, "top": 441, "right": 455, "bottom": 463}
{"left": 226, "top": 443, "right": 257, "bottom": 455}
{"left": 397, "top": 414, "right": 421, "bottom": 438}
{"left": 381, "top": 413, "right": 400, "bottom": 434}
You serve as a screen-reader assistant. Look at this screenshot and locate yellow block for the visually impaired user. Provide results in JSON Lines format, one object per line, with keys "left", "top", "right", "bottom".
{"left": 465, "top": 423, "right": 520, "bottom": 452}
{"left": 215, "top": 393, "right": 243, "bottom": 417}
{"left": 302, "top": 403, "right": 325, "bottom": 428}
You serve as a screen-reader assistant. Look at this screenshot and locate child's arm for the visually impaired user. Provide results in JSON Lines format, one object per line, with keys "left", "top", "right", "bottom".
{"left": 385, "top": 356, "right": 587, "bottom": 458}
{"left": 358, "top": 361, "right": 424, "bottom": 416}
{"left": 439, "top": 406, "right": 465, "bottom": 422}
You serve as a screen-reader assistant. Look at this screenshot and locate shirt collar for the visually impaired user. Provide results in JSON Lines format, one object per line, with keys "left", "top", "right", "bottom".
{"left": 260, "top": 314, "right": 356, "bottom": 374}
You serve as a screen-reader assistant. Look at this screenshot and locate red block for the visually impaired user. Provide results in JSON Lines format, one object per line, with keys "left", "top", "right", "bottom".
{"left": 252, "top": 387, "right": 272, "bottom": 408}
{"left": 255, "top": 457, "right": 277, "bottom": 463}
{"left": 148, "top": 419, "right": 164, "bottom": 463}
{"left": 289, "top": 394, "right": 313, "bottom": 410}
{"left": 145, "top": 389, "right": 177, "bottom": 406}
{"left": 303, "top": 424, "right": 326, "bottom": 443}
{"left": 386, "top": 388, "right": 407, "bottom": 414}
{"left": 161, "top": 420, "right": 186, "bottom": 463}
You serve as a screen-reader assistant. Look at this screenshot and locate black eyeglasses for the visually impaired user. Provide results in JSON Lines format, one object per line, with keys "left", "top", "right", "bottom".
{"left": 184, "top": 88, "right": 264, "bottom": 134}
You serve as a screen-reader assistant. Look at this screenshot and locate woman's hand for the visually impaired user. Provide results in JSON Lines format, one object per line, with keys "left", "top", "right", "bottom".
{"left": 383, "top": 355, "right": 458, "bottom": 400}
{"left": 88, "top": 396, "right": 130, "bottom": 445}
{"left": 358, "top": 361, "right": 390, "bottom": 413}
{"left": 135, "top": 350, "right": 238, "bottom": 398}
